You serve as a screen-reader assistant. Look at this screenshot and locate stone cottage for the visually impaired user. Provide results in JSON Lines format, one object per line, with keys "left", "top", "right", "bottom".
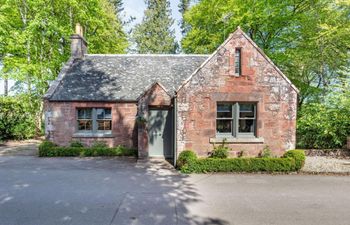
{"left": 44, "top": 24, "right": 298, "bottom": 162}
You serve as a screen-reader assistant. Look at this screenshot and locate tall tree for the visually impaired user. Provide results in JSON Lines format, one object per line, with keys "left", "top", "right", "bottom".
{"left": 132, "top": 0, "right": 178, "bottom": 53}
{"left": 178, "top": 0, "right": 191, "bottom": 35}
{"left": 181, "top": 0, "right": 350, "bottom": 106}
{"left": 0, "top": 0, "right": 128, "bottom": 135}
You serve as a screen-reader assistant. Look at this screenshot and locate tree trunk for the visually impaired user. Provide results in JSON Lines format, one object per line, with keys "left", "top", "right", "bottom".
{"left": 4, "top": 78, "right": 8, "bottom": 96}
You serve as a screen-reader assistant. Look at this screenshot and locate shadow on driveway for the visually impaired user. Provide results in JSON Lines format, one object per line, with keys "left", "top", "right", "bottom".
{"left": 0, "top": 156, "right": 228, "bottom": 225}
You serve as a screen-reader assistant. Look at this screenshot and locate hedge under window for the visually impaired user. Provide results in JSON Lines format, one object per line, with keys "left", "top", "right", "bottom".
{"left": 77, "top": 108, "right": 112, "bottom": 132}
{"left": 216, "top": 103, "right": 256, "bottom": 137}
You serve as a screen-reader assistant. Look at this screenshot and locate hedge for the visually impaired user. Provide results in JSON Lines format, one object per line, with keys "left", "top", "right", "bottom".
{"left": 38, "top": 141, "right": 137, "bottom": 157}
{"left": 178, "top": 150, "right": 305, "bottom": 173}
{"left": 283, "top": 150, "right": 306, "bottom": 171}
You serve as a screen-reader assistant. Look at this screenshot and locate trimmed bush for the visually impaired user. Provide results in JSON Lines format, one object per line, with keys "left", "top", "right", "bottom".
{"left": 38, "top": 141, "right": 137, "bottom": 157}
{"left": 283, "top": 150, "right": 306, "bottom": 171}
{"left": 69, "top": 140, "right": 84, "bottom": 147}
{"left": 177, "top": 150, "right": 197, "bottom": 172}
{"left": 182, "top": 157, "right": 296, "bottom": 173}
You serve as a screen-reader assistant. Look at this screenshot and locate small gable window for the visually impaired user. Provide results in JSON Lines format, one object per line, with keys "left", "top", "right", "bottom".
{"left": 77, "top": 108, "right": 112, "bottom": 132}
{"left": 234, "top": 48, "right": 242, "bottom": 76}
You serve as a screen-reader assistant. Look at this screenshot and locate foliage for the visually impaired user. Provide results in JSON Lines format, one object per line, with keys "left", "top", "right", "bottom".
{"left": 38, "top": 140, "right": 57, "bottom": 152}
{"left": 38, "top": 141, "right": 137, "bottom": 157}
{"left": 69, "top": 140, "right": 84, "bottom": 148}
{"left": 210, "top": 139, "right": 229, "bottom": 158}
{"left": 181, "top": 0, "right": 350, "bottom": 106}
{"left": 297, "top": 76, "right": 350, "bottom": 149}
{"left": 132, "top": 0, "right": 178, "bottom": 53}
{"left": 0, "top": 0, "right": 128, "bottom": 139}
{"left": 178, "top": 152, "right": 297, "bottom": 174}
{"left": 177, "top": 150, "right": 197, "bottom": 171}
{"left": 0, "top": 95, "right": 39, "bottom": 140}
{"left": 91, "top": 140, "right": 108, "bottom": 148}
{"left": 260, "top": 145, "right": 273, "bottom": 158}
{"left": 283, "top": 150, "right": 306, "bottom": 171}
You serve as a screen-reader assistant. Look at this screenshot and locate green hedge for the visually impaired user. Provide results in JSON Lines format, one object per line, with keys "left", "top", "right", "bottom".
{"left": 38, "top": 141, "right": 137, "bottom": 157}
{"left": 283, "top": 150, "right": 306, "bottom": 171}
{"left": 178, "top": 150, "right": 305, "bottom": 173}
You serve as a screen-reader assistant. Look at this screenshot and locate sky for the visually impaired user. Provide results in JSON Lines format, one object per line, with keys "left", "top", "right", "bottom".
{"left": 0, "top": 0, "right": 183, "bottom": 95}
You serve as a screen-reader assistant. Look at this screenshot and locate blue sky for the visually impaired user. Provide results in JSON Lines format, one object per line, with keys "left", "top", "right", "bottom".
{"left": 0, "top": 0, "right": 183, "bottom": 94}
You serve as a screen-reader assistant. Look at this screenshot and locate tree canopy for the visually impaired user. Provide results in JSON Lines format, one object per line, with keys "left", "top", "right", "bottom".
{"left": 132, "top": 0, "right": 178, "bottom": 53}
{"left": 181, "top": 0, "right": 350, "bottom": 106}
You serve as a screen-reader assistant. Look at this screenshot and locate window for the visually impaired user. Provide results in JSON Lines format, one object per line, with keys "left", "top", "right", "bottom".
{"left": 77, "top": 108, "right": 112, "bottom": 132}
{"left": 234, "top": 48, "right": 241, "bottom": 75}
{"left": 77, "top": 109, "right": 92, "bottom": 131}
{"left": 96, "top": 108, "right": 112, "bottom": 130}
{"left": 216, "top": 103, "right": 256, "bottom": 137}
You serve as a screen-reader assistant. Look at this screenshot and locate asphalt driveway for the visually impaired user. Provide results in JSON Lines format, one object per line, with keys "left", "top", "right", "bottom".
{"left": 1, "top": 156, "right": 350, "bottom": 225}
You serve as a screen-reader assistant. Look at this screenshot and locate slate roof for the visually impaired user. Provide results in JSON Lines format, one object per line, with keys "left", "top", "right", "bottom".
{"left": 47, "top": 54, "right": 208, "bottom": 101}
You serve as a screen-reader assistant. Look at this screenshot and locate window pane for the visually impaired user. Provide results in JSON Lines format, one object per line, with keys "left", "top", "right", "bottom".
{"left": 96, "top": 108, "right": 105, "bottom": 119}
{"left": 238, "top": 119, "right": 254, "bottom": 133}
{"left": 217, "top": 104, "right": 232, "bottom": 118}
{"left": 78, "top": 120, "right": 92, "bottom": 130}
{"left": 235, "top": 48, "right": 241, "bottom": 75}
{"left": 78, "top": 109, "right": 92, "bottom": 119}
{"left": 239, "top": 104, "right": 255, "bottom": 118}
{"left": 97, "top": 120, "right": 112, "bottom": 130}
{"left": 216, "top": 120, "right": 232, "bottom": 133}
{"left": 104, "top": 109, "right": 112, "bottom": 119}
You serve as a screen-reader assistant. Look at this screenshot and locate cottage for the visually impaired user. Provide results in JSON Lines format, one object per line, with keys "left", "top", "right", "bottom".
{"left": 44, "top": 24, "right": 298, "bottom": 162}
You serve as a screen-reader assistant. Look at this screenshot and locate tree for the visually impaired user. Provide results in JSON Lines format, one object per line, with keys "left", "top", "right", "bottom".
{"left": 181, "top": 0, "right": 350, "bottom": 106}
{"left": 0, "top": 0, "right": 128, "bottom": 137}
{"left": 178, "top": 0, "right": 191, "bottom": 36}
{"left": 132, "top": 0, "right": 178, "bottom": 54}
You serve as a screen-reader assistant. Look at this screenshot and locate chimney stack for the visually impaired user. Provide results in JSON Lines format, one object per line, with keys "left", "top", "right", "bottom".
{"left": 70, "top": 23, "right": 87, "bottom": 58}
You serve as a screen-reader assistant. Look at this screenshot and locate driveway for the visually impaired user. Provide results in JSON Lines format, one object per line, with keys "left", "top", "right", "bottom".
{"left": 0, "top": 156, "right": 350, "bottom": 225}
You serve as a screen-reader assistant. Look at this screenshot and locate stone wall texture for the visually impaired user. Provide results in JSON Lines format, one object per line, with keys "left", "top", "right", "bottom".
{"left": 176, "top": 30, "right": 298, "bottom": 157}
{"left": 137, "top": 83, "right": 172, "bottom": 158}
{"left": 44, "top": 101, "right": 138, "bottom": 148}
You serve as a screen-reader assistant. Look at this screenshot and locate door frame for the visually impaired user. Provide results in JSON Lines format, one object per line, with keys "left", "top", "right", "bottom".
{"left": 147, "top": 107, "right": 174, "bottom": 159}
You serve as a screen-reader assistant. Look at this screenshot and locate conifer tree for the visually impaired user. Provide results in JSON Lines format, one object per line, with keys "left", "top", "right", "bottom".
{"left": 132, "top": 0, "right": 178, "bottom": 53}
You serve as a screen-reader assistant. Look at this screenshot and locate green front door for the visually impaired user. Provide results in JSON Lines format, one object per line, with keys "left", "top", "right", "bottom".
{"left": 148, "top": 109, "right": 173, "bottom": 158}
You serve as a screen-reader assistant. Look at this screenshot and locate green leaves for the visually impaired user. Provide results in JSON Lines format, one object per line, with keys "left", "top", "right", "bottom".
{"left": 132, "top": 0, "right": 178, "bottom": 53}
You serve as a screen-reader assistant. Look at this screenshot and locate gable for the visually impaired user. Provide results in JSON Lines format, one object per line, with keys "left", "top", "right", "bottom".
{"left": 177, "top": 28, "right": 299, "bottom": 94}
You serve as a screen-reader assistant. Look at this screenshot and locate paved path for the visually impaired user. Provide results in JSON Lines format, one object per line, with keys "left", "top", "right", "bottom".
{"left": 0, "top": 139, "right": 40, "bottom": 156}
{"left": 1, "top": 156, "right": 350, "bottom": 225}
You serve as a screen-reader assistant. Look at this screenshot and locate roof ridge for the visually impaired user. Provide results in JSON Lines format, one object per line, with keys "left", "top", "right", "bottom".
{"left": 85, "top": 54, "right": 210, "bottom": 57}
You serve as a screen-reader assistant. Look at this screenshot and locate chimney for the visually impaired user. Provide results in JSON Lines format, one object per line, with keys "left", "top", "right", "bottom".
{"left": 70, "top": 23, "right": 87, "bottom": 58}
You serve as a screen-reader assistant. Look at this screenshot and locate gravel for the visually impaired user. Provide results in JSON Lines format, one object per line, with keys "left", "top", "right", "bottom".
{"left": 302, "top": 156, "right": 350, "bottom": 173}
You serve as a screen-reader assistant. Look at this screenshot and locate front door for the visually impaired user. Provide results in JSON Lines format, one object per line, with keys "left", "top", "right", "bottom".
{"left": 148, "top": 109, "right": 173, "bottom": 158}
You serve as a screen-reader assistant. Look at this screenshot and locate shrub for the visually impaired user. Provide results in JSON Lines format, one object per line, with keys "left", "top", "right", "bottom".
{"left": 0, "top": 96, "right": 38, "bottom": 141}
{"left": 211, "top": 139, "right": 229, "bottom": 159}
{"left": 177, "top": 150, "right": 197, "bottom": 172}
{"left": 177, "top": 151, "right": 299, "bottom": 173}
{"left": 181, "top": 157, "right": 296, "bottom": 173}
{"left": 38, "top": 141, "right": 57, "bottom": 157}
{"left": 38, "top": 141, "right": 137, "bottom": 157}
{"left": 69, "top": 140, "right": 84, "bottom": 147}
{"left": 260, "top": 145, "right": 273, "bottom": 158}
{"left": 91, "top": 140, "right": 108, "bottom": 148}
{"left": 283, "top": 150, "right": 306, "bottom": 171}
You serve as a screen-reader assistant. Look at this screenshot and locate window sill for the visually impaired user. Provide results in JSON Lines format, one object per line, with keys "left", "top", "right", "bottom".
{"left": 210, "top": 136, "right": 264, "bottom": 144}
{"left": 72, "top": 132, "right": 114, "bottom": 138}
